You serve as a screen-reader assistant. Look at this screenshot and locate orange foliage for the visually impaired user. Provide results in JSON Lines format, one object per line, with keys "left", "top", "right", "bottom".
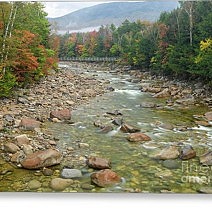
{"left": 11, "top": 30, "right": 39, "bottom": 81}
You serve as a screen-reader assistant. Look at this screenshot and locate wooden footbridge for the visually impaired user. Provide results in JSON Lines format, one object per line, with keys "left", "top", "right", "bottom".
{"left": 59, "top": 57, "right": 118, "bottom": 62}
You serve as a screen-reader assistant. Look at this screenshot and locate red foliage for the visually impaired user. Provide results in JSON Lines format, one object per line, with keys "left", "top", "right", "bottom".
{"left": 11, "top": 30, "right": 39, "bottom": 81}
{"left": 158, "top": 23, "right": 169, "bottom": 39}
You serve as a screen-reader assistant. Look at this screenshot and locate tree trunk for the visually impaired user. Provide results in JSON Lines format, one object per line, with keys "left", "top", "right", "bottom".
{"left": 184, "top": 2, "right": 194, "bottom": 46}
{"left": 1, "top": 2, "right": 18, "bottom": 75}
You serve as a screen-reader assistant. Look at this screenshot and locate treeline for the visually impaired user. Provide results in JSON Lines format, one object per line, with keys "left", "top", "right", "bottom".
{"left": 0, "top": 2, "right": 58, "bottom": 97}
{"left": 58, "top": 1, "right": 211, "bottom": 82}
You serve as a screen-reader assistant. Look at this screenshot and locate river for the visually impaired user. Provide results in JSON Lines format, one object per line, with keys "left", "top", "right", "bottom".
{"left": 47, "top": 62, "right": 211, "bottom": 193}
{"left": 0, "top": 62, "right": 211, "bottom": 193}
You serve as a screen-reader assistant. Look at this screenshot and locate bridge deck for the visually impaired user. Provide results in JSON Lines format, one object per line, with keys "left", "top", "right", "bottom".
{"left": 59, "top": 57, "right": 118, "bottom": 62}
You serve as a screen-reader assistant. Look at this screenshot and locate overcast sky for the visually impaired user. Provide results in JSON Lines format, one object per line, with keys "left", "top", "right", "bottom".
{"left": 43, "top": 1, "right": 108, "bottom": 18}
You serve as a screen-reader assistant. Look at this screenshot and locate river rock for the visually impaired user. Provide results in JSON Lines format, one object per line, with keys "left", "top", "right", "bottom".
{"left": 175, "top": 97, "right": 195, "bottom": 105}
{"left": 42, "top": 167, "right": 54, "bottom": 176}
{"left": 153, "top": 88, "right": 170, "bottom": 98}
{"left": 19, "top": 118, "right": 41, "bottom": 130}
{"left": 112, "top": 118, "right": 123, "bottom": 126}
{"left": 15, "top": 134, "right": 30, "bottom": 146}
{"left": 11, "top": 151, "right": 25, "bottom": 163}
{"left": 22, "top": 144, "right": 33, "bottom": 155}
{"left": 199, "top": 151, "right": 212, "bottom": 165}
{"left": 106, "top": 110, "right": 123, "bottom": 116}
{"left": 159, "top": 123, "right": 174, "bottom": 130}
{"left": 61, "top": 168, "right": 82, "bottom": 179}
{"left": 140, "top": 102, "right": 157, "bottom": 108}
{"left": 86, "top": 156, "right": 111, "bottom": 169}
{"left": 0, "top": 123, "right": 4, "bottom": 131}
{"left": 195, "top": 120, "right": 211, "bottom": 127}
{"left": 4, "top": 142, "right": 20, "bottom": 153}
{"left": 141, "top": 85, "right": 161, "bottom": 93}
{"left": 205, "top": 112, "right": 212, "bottom": 121}
{"left": 50, "top": 178, "right": 73, "bottom": 191}
{"left": 17, "top": 97, "right": 29, "bottom": 104}
{"left": 21, "top": 149, "right": 62, "bottom": 169}
{"left": 127, "top": 132, "right": 151, "bottom": 142}
{"left": 151, "top": 145, "right": 180, "bottom": 160}
{"left": 120, "top": 124, "right": 140, "bottom": 133}
{"left": 162, "top": 160, "right": 180, "bottom": 169}
{"left": 197, "top": 187, "right": 212, "bottom": 194}
{"left": 28, "top": 180, "right": 41, "bottom": 190}
{"left": 179, "top": 145, "right": 196, "bottom": 160}
{"left": 99, "top": 126, "right": 113, "bottom": 133}
{"left": 91, "top": 169, "right": 121, "bottom": 187}
{"left": 50, "top": 108, "right": 71, "bottom": 120}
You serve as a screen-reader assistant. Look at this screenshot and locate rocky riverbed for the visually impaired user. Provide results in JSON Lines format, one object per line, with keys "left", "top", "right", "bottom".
{"left": 0, "top": 61, "right": 211, "bottom": 192}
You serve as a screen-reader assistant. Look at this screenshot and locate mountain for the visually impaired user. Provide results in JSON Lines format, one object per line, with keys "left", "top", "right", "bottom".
{"left": 48, "top": 1, "right": 179, "bottom": 33}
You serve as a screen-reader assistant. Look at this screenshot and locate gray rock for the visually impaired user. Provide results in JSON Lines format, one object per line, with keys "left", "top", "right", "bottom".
{"left": 151, "top": 145, "right": 180, "bottom": 160}
{"left": 199, "top": 151, "right": 212, "bottom": 165}
{"left": 198, "top": 187, "right": 212, "bottom": 194}
{"left": 22, "top": 144, "right": 33, "bottom": 155}
{"left": 18, "top": 97, "right": 29, "bottom": 104}
{"left": 61, "top": 168, "right": 82, "bottom": 179}
{"left": 4, "top": 142, "right": 20, "bottom": 153}
{"left": 28, "top": 180, "right": 41, "bottom": 190}
{"left": 179, "top": 145, "right": 196, "bottom": 160}
{"left": 15, "top": 134, "right": 30, "bottom": 147}
{"left": 162, "top": 160, "right": 180, "bottom": 169}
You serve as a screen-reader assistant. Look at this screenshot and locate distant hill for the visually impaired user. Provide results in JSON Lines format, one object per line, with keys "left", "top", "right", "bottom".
{"left": 48, "top": 1, "right": 179, "bottom": 33}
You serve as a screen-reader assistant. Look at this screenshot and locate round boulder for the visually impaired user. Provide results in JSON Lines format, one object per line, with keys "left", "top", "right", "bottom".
{"left": 91, "top": 169, "right": 121, "bottom": 187}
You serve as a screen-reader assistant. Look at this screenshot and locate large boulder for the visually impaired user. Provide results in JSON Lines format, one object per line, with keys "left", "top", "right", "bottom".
{"left": 50, "top": 109, "right": 71, "bottom": 120}
{"left": 21, "top": 149, "right": 62, "bottom": 169}
{"left": 127, "top": 132, "right": 151, "bottom": 142}
{"left": 199, "top": 151, "right": 212, "bottom": 165}
{"left": 91, "top": 169, "right": 121, "bottom": 187}
{"left": 19, "top": 118, "right": 41, "bottom": 130}
{"left": 86, "top": 156, "right": 111, "bottom": 169}
{"left": 151, "top": 145, "right": 180, "bottom": 160}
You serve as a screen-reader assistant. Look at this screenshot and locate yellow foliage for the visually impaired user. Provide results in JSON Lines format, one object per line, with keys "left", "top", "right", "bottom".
{"left": 200, "top": 38, "right": 212, "bottom": 51}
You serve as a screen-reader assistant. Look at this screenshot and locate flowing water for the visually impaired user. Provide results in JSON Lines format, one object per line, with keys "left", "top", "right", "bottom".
{"left": 0, "top": 62, "right": 211, "bottom": 193}
{"left": 46, "top": 63, "right": 212, "bottom": 193}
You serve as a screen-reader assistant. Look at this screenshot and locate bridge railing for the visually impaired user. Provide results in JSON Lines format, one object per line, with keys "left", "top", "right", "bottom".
{"left": 59, "top": 57, "right": 118, "bottom": 62}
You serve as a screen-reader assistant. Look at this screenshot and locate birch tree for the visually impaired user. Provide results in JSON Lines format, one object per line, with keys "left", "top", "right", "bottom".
{"left": 0, "top": 2, "right": 18, "bottom": 75}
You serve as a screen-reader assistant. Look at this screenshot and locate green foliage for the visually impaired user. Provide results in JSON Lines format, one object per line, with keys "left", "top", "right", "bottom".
{"left": 0, "top": 70, "right": 16, "bottom": 97}
{"left": 57, "top": 1, "right": 211, "bottom": 82}
{"left": 0, "top": 2, "right": 57, "bottom": 95}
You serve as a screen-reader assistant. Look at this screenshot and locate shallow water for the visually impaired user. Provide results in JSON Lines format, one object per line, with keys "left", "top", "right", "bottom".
{"left": 0, "top": 62, "right": 211, "bottom": 193}
{"left": 46, "top": 63, "right": 212, "bottom": 193}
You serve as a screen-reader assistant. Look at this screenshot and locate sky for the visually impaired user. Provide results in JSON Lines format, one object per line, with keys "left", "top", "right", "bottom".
{"left": 43, "top": 1, "right": 109, "bottom": 18}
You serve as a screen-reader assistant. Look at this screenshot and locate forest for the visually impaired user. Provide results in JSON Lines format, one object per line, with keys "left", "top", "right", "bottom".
{"left": 58, "top": 1, "right": 212, "bottom": 81}
{"left": 0, "top": 2, "right": 58, "bottom": 97}
{"left": 0, "top": 1, "right": 211, "bottom": 98}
